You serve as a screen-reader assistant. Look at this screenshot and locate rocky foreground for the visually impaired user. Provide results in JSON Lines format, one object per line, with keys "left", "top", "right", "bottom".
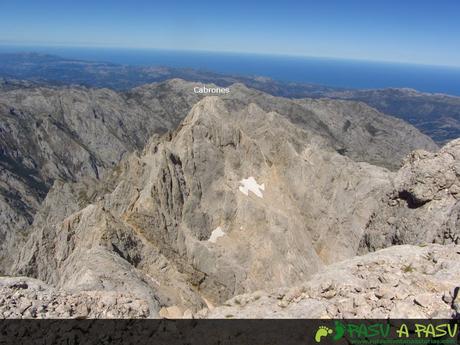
{"left": 0, "top": 277, "right": 149, "bottom": 318}
{"left": 1, "top": 244, "right": 459, "bottom": 319}
{"left": 203, "top": 244, "right": 460, "bottom": 319}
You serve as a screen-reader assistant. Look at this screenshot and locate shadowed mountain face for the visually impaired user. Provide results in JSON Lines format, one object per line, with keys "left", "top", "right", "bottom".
{"left": 1, "top": 53, "right": 460, "bottom": 144}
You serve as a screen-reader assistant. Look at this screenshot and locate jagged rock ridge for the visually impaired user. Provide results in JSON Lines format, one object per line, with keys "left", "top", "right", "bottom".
{"left": 13, "top": 96, "right": 392, "bottom": 315}
{"left": 0, "top": 80, "right": 201, "bottom": 271}
{"left": 0, "top": 79, "right": 436, "bottom": 273}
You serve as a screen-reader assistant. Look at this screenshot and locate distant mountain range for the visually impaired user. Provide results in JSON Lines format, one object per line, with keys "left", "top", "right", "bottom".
{"left": 1, "top": 52, "right": 460, "bottom": 144}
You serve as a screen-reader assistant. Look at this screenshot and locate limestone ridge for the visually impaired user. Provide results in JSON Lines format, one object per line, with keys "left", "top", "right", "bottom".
{"left": 0, "top": 79, "right": 436, "bottom": 273}
{"left": 0, "top": 81, "right": 201, "bottom": 271}
{"left": 13, "top": 96, "right": 392, "bottom": 315}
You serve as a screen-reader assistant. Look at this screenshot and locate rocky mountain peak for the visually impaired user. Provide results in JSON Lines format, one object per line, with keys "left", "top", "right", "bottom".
{"left": 1, "top": 79, "right": 456, "bottom": 319}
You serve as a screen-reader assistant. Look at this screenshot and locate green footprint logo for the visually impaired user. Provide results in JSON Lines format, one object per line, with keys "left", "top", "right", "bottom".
{"left": 314, "top": 326, "right": 333, "bottom": 343}
{"left": 333, "top": 321, "right": 346, "bottom": 341}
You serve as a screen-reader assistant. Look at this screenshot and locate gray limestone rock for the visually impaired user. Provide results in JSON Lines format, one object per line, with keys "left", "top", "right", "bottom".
{"left": 359, "top": 140, "right": 460, "bottom": 253}
{"left": 204, "top": 244, "right": 460, "bottom": 319}
{"left": 0, "top": 277, "right": 150, "bottom": 318}
{"left": 13, "top": 96, "right": 392, "bottom": 314}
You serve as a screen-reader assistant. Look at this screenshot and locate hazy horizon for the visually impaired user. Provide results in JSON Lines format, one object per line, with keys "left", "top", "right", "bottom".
{"left": 2, "top": 44, "right": 460, "bottom": 71}
{"left": 1, "top": 0, "right": 459, "bottom": 67}
{"left": 2, "top": 44, "right": 460, "bottom": 96}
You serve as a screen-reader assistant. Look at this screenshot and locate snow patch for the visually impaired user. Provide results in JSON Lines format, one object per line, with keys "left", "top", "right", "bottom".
{"left": 208, "top": 227, "right": 225, "bottom": 243}
{"left": 239, "top": 176, "right": 265, "bottom": 198}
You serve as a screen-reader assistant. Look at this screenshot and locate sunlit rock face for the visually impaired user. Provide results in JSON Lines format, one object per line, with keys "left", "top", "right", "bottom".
{"left": 13, "top": 95, "right": 392, "bottom": 314}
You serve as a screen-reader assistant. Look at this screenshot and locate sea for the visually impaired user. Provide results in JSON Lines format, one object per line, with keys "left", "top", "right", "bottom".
{"left": 1, "top": 45, "right": 460, "bottom": 96}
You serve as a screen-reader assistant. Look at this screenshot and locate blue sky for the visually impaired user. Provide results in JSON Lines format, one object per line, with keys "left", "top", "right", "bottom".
{"left": 0, "top": 0, "right": 459, "bottom": 67}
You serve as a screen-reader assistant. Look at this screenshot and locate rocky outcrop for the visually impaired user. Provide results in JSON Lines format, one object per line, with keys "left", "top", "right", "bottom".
{"left": 0, "top": 277, "right": 150, "bottom": 318}
{"left": 360, "top": 140, "right": 460, "bottom": 253}
{"left": 201, "top": 244, "right": 460, "bottom": 319}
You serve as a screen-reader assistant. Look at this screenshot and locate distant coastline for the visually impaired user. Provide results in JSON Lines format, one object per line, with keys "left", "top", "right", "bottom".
{"left": 1, "top": 45, "right": 460, "bottom": 96}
